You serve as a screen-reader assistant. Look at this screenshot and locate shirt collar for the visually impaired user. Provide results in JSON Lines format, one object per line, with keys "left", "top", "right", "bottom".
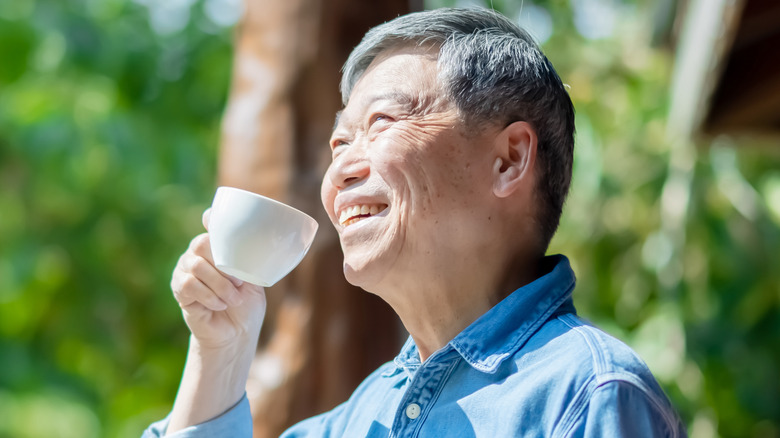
{"left": 391, "top": 255, "right": 576, "bottom": 375}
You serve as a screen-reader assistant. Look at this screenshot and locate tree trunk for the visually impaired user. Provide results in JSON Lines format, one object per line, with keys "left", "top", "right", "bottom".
{"left": 218, "top": 0, "right": 417, "bottom": 436}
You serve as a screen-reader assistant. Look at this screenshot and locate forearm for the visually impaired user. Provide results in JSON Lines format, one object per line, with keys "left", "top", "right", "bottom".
{"left": 166, "top": 335, "right": 258, "bottom": 434}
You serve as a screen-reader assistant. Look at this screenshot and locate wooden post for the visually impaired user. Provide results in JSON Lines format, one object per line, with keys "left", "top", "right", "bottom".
{"left": 218, "top": 0, "right": 416, "bottom": 436}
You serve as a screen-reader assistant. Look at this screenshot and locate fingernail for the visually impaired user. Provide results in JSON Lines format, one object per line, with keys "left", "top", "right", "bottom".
{"left": 214, "top": 300, "right": 228, "bottom": 311}
{"left": 229, "top": 276, "right": 244, "bottom": 287}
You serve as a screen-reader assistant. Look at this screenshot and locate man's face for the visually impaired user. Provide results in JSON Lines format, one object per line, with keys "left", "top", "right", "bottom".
{"left": 321, "top": 47, "right": 499, "bottom": 290}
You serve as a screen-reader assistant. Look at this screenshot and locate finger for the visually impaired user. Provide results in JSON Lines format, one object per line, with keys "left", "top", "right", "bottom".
{"left": 202, "top": 208, "right": 212, "bottom": 231}
{"left": 184, "top": 234, "right": 244, "bottom": 305}
{"left": 173, "top": 271, "right": 228, "bottom": 311}
{"left": 189, "top": 233, "right": 215, "bottom": 264}
{"left": 189, "top": 231, "right": 243, "bottom": 289}
{"left": 227, "top": 275, "right": 243, "bottom": 288}
{"left": 179, "top": 300, "right": 209, "bottom": 324}
{"left": 185, "top": 254, "right": 244, "bottom": 307}
{"left": 172, "top": 248, "right": 234, "bottom": 310}
{"left": 179, "top": 299, "right": 224, "bottom": 329}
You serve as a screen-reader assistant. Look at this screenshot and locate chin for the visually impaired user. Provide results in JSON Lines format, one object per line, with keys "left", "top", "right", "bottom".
{"left": 341, "top": 254, "right": 386, "bottom": 294}
{"left": 342, "top": 260, "right": 371, "bottom": 289}
{"left": 337, "top": 224, "right": 401, "bottom": 293}
{"left": 342, "top": 264, "right": 362, "bottom": 287}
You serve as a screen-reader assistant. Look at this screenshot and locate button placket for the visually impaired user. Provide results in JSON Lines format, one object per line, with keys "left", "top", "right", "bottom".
{"left": 390, "top": 353, "right": 460, "bottom": 438}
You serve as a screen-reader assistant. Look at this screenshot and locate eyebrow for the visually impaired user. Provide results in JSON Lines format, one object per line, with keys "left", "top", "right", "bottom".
{"left": 376, "top": 91, "right": 417, "bottom": 108}
{"left": 380, "top": 90, "right": 444, "bottom": 117}
{"left": 331, "top": 91, "right": 442, "bottom": 132}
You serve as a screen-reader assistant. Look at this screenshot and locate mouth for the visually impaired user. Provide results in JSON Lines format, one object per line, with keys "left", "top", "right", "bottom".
{"left": 338, "top": 204, "right": 388, "bottom": 227}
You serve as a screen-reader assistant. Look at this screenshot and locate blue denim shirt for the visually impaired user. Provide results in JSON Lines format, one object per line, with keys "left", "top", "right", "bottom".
{"left": 144, "top": 255, "right": 686, "bottom": 437}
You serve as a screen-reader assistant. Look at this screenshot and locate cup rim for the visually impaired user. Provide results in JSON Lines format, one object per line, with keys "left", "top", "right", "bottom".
{"left": 216, "top": 186, "right": 318, "bottom": 224}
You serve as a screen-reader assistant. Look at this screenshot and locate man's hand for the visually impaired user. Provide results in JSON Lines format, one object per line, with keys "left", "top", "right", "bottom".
{"left": 166, "top": 209, "right": 267, "bottom": 434}
{"left": 170, "top": 209, "right": 266, "bottom": 349}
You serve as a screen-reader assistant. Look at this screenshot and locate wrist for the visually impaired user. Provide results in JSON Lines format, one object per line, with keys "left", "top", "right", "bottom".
{"left": 193, "top": 336, "right": 255, "bottom": 385}
{"left": 167, "top": 336, "right": 258, "bottom": 433}
{"left": 190, "top": 333, "right": 256, "bottom": 360}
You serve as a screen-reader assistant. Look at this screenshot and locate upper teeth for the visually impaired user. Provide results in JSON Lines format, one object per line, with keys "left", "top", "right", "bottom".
{"left": 339, "top": 204, "right": 386, "bottom": 225}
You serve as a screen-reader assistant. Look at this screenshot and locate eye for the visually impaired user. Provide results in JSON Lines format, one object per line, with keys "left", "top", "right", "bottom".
{"left": 330, "top": 138, "right": 349, "bottom": 150}
{"left": 367, "top": 113, "right": 394, "bottom": 136}
{"left": 369, "top": 113, "right": 393, "bottom": 125}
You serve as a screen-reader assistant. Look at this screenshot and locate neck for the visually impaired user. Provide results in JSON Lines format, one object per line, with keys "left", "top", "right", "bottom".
{"left": 372, "top": 249, "right": 543, "bottom": 362}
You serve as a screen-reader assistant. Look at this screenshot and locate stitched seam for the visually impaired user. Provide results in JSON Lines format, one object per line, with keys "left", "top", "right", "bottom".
{"left": 559, "top": 314, "right": 607, "bottom": 375}
{"left": 595, "top": 375, "right": 681, "bottom": 437}
{"left": 555, "top": 377, "right": 680, "bottom": 438}
{"left": 552, "top": 375, "right": 598, "bottom": 438}
{"left": 555, "top": 315, "right": 681, "bottom": 438}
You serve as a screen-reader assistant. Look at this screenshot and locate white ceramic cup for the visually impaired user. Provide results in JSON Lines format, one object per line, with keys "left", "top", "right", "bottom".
{"left": 208, "top": 187, "right": 318, "bottom": 287}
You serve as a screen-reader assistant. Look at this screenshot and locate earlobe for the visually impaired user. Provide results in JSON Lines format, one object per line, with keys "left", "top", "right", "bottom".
{"left": 492, "top": 121, "right": 537, "bottom": 198}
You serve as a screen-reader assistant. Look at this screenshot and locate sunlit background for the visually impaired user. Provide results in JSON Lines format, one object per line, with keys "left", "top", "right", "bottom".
{"left": 1, "top": 0, "right": 778, "bottom": 437}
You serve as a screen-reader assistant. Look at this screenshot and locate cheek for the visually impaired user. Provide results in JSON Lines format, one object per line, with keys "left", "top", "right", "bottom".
{"left": 380, "top": 145, "right": 451, "bottom": 199}
{"left": 320, "top": 173, "right": 336, "bottom": 220}
{"left": 387, "top": 153, "right": 482, "bottom": 229}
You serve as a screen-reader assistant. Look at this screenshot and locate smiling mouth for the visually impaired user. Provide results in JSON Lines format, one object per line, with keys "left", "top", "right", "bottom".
{"left": 338, "top": 204, "right": 388, "bottom": 226}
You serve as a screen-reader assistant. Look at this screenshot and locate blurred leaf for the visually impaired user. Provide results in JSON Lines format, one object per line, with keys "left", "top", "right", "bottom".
{"left": 0, "top": 19, "right": 36, "bottom": 85}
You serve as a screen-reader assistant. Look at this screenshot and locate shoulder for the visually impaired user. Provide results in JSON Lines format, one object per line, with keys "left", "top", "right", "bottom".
{"left": 536, "top": 314, "right": 685, "bottom": 437}
{"left": 552, "top": 313, "right": 656, "bottom": 379}
{"left": 512, "top": 313, "right": 655, "bottom": 390}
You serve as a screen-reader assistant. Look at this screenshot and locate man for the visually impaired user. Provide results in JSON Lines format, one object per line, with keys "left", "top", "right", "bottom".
{"left": 145, "top": 8, "right": 686, "bottom": 437}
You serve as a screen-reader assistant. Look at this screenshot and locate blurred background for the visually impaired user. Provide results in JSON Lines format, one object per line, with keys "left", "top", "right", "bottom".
{"left": 0, "top": 0, "right": 778, "bottom": 437}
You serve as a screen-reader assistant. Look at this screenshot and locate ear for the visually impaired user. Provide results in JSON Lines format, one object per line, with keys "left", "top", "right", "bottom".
{"left": 492, "top": 121, "right": 537, "bottom": 198}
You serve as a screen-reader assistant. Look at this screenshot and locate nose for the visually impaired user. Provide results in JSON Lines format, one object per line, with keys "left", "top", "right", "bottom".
{"left": 326, "top": 145, "right": 369, "bottom": 190}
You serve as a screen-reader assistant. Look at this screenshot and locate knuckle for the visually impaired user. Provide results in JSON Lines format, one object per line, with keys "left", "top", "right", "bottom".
{"left": 180, "top": 275, "right": 201, "bottom": 292}
{"left": 191, "top": 233, "right": 211, "bottom": 253}
{"left": 190, "top": 257, "right": 212, "bottom": 276}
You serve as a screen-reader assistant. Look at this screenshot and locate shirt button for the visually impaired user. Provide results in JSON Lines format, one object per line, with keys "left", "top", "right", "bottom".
{"left": 405, "top": 403, "right": 421, "bottom": 419}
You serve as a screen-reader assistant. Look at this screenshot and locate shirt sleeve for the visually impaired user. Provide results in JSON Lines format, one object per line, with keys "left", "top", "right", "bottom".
{"left": 141, "top": 393, "right": 252, "bottom": 438}
{"left": 571, "top": 380, "right": 686, "bottom": 438}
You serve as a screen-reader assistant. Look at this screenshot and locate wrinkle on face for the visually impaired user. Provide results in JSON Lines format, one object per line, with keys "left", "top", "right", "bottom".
{"left": 386, "top": 113, "right": 461, "bottom": 213}
{"left": 322, "top": 46, "right": 496, "bottom": 293}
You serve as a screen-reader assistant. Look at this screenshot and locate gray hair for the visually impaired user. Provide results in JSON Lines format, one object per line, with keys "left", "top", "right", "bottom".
{"left": 341, "top": 7, "right": 575, "bottom": 250}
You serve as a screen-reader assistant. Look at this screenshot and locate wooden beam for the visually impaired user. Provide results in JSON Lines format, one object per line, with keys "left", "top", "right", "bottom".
{"left": 666, "top": 0, "right": 746, "bottom": 140}
{"left": 704, "top": 0, "right": 780, "bottom": 134}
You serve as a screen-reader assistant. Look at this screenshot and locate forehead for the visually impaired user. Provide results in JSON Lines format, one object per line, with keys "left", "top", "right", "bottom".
{"left": 334, "top": 48, "right": 444, "bottom": 128}
{"left": 361, "top": 45, "right": 441, "bottom": 91}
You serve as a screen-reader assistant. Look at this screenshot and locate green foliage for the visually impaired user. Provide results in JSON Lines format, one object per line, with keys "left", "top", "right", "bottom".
{"left": 0, "top": 0, "right": 233, "bottom": 436}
